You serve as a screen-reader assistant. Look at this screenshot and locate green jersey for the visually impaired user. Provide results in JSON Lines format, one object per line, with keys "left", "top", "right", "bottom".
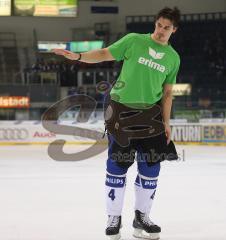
{"left": 108, "top": 33, "right": 180, "bottom": 108}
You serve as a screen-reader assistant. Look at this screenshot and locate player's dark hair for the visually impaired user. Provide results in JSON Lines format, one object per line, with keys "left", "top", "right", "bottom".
{"left": 156, "top": 7, "right": 181, "bottom": 27}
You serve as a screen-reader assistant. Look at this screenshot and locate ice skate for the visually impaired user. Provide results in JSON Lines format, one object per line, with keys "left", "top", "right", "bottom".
{"left": 133, "top": 210, "right": 161, "bottom": 240}
{"left": 106, "top": 215, "right": 122, "bottom": 240}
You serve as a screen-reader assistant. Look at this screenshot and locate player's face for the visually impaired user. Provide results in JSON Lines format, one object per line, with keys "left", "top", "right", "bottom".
{"left": 154, "top": 17, "right": 177, "bottom": 43}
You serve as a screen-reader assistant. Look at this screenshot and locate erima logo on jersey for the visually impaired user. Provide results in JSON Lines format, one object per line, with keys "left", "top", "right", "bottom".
{"left": 138, "top": 47, "right": 166, "bottom": 73}
{"left": 149, "top": 47, "right": 165, "bottom": 59}
{"left": 138, "top": 57, "right": 166, "bottom": 73}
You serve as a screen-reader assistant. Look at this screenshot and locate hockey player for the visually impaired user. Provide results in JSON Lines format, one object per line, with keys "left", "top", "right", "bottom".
{"left": 53, "top": 7, "right": 181, "bottom": 240}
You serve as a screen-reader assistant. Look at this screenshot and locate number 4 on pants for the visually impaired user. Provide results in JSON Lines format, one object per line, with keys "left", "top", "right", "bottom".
{"left": 108, "top": 189, "right": 116, "bottom": 201}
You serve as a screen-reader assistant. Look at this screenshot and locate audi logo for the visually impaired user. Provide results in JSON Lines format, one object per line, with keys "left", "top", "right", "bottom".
{"left": 0, "top": 128, "right": 29, "bottom": 140}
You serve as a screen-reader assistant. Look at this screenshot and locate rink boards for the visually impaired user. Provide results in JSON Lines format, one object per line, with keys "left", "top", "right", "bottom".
{"left": 0, "top": 121, "right": 226, "bottom": 146}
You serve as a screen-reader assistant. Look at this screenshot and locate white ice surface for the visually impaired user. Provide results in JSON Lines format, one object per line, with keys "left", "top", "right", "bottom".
{"left": 0, "top": 144, "right": 226, "bottom": 240}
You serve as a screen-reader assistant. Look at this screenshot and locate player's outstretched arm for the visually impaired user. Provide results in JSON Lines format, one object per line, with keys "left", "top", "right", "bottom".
{"left": 52, "top": 48, "right": 115, "bottom": 63}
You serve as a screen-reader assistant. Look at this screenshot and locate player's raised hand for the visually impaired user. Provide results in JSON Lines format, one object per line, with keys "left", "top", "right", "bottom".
{"left": 52, "top": 49, "right": 80, "bottom": 60}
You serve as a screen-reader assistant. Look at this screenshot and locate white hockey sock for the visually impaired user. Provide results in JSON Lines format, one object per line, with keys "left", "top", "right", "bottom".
{"left": 105, "top": 172, "right": 126, "bottom": 216}
{"left": 134, "top": 174, "right": 158, "bottom": 214}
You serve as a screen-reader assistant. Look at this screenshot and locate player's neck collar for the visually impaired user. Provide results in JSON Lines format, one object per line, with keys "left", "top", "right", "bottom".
{"left": 150, "top": 34, "right": 169, "bottom": 47}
